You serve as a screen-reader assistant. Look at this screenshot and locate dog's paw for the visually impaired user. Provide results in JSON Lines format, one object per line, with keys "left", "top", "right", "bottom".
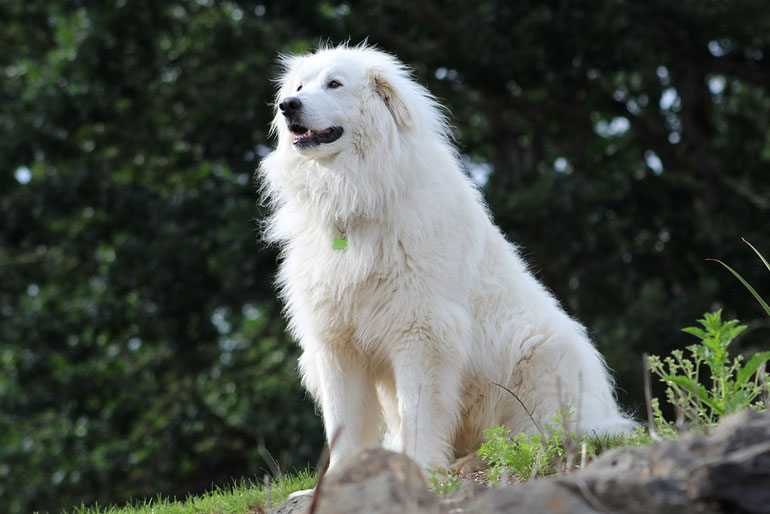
{"left": 288, "top": 487, "right": 315, "bottom": 499}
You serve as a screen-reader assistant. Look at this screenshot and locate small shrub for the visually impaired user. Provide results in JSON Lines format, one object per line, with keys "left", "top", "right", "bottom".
{"left": 477, "top": 410, "right": 650, "bottom": 484}
{"left": 648, "top": 310, "right": 770, "bottom": 427}
{"left": 478, "top": 427, "right": 548, "bottom": 482}
{"left": 427, "top": 469, "right": 461, "bottom": 497}
{"left": 478, "top": 410, "right": 576, "bottom": 483}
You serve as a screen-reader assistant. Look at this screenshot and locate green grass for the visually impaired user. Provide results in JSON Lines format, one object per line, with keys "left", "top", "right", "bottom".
{"left": 66, "top": 470, "right": 316, "bottom": 514}
{"left": 476, "top": 411, "right": 652, "bottom": 485}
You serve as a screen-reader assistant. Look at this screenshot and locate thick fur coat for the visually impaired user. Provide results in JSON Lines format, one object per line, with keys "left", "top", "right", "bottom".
{"left": 259, "top": 45, "right": 633, "bottom": 472}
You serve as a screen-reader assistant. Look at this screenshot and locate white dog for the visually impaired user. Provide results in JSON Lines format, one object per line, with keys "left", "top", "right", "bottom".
{"left": 259, "top": 44, "right": 632, "bottom": 473}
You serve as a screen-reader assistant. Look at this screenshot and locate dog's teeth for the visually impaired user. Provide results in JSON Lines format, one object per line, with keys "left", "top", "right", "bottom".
{"left": 305, "top": 129, "right": 312, "bottom": 137}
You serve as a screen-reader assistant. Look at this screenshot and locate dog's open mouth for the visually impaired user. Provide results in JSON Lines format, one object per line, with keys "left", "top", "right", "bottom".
{"left": 290, "top": 124, "right": 344, "bottom": 147}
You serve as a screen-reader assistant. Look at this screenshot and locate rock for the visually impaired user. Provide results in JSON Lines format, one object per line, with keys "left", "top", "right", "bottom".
{"left": 270, "top": 410, "right": 770, "bottom": 514}
{"left": 459, "top": 479, "right": 606, "bottom": 514}
{"left": 575, "top": 409, "right": 770, "bottom": 513}
{"left": 271, "top": 448, "right": 439, "bottom": 514}
{"left": 439, "top": 478, "right": 487, "bottom": 513}
{"left": 685, "top": 410, "right": 770, "bottom": 513}
{"left": 267, "top": 493, "right": 312, "bottom": 514}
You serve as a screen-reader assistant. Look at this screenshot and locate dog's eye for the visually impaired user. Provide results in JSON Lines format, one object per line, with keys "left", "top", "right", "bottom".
{"left": 327, "top": 80, "right": 342, "bottom": 89}
{"left": 297, "top": 83, "right": 303, "bottom": 92}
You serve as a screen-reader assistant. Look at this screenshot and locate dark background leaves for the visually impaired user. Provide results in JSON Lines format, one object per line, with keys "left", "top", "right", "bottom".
{"left": 1, "top": 1, "right": 768, "bottom": 513}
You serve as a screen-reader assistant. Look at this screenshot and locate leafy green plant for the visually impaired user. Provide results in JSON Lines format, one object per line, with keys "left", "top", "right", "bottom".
{"left": 427, "top": 469, "right": 461, "bottom": 497}
{"left": 648, "top": 310, "right": 770, "bottom": 427}
{"left": 477, "top": 409, "right": 650, "bottom": 484}
{"left": 479, "top": 428, "right": 548, "bottom": 482}
{"left": 477, "top": 410, "right": 572, "bottom": 482}
{"left": 648, "top": 397, "right": 680, "bottom": 438}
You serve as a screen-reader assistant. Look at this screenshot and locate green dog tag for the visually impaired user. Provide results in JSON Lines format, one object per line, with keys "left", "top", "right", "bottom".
{"left": 332, "top": 237, "right": 348, "bottom": 251}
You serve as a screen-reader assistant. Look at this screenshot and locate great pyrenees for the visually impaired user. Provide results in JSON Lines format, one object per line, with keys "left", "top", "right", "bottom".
{"left": 259, "top": 44, "right": 632, "bottom": 473}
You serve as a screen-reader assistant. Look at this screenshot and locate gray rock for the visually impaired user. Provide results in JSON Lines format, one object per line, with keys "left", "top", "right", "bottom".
{"left": 267, "top": 493, "right": 312, "bottom": 514}
{"left": 270, "top": 410, "right": 770, "bottom": 514}
{"left": 460, "top": 480, "right": 605, "bottom": 514}
{"left": 685, "top": 410, "right": 770, "bottom": 513}
{"left": 575, "top": 409, "right": 770, "bottom": 513}
{"left": 278, "top": 448, "right": 439, "bottom": 514}
{"left": 439, "top": 478, "right": 487, "bottom": 513}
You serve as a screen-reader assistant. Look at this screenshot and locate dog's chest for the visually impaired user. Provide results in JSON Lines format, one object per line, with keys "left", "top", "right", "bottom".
{"left": 283, "top": 232, "right": 404, "bottom": 349}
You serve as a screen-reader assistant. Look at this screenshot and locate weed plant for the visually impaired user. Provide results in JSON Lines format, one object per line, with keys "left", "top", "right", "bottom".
{"left": 648, "top": 310, "right": 770, "bottom": 428}
{"left": 476, "top": 410, "right": 650, "bottom": 484}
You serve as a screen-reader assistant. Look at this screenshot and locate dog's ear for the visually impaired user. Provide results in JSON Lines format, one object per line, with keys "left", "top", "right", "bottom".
{"left": 370, "top": 70, "right": 412, "bottom": 129}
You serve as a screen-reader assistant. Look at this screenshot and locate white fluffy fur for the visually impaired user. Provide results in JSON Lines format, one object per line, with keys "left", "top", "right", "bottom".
{"left": 259, "top": 44, "right": 633, "bottom": 472}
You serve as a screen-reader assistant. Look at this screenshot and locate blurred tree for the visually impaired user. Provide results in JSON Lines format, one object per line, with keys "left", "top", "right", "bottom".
{"left": 1, "top": 1, "right": 768, "bottom": 513}
{"left": 0, "top": 2, "right": 324, "bottom": 512}
{"left": 337, "top": 0, "right": 770, "bottom": 404}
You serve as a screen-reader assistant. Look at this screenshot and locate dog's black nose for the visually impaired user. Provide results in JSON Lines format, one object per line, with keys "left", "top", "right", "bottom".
{"left": 279, "top": 97, "right": 302, "bottom": 115}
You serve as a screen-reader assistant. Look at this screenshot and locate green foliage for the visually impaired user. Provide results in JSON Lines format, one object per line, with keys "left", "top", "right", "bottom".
{"left": 2, "top": 0, "right": 769, "bottom": 512}
{"left": 479, "top": 410, "right": 568, "bottom": 481}
{"left": 427, "top": 470, "right": 461, "bottom": 497}
{"left": 583, "top": 427, "right": 654, "bottom": 454}
{"left": 1, "top": 3, "right": 325, "bottom": 513}
{"left": 649, "top": 398, "right": 680, "bottom": 439}
{"left": 478, "top": 427, "right": 551, "bottom": 481}
{"left": 648, "top": 310, "right": 770, "bottom": 427}
{"left": 478, "top": 411, "right": 650, "bottom": 483}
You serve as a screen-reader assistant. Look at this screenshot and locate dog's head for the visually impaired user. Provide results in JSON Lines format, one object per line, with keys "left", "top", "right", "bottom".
{"left": 272, "top": 45, "right": 417, "bottom": 159}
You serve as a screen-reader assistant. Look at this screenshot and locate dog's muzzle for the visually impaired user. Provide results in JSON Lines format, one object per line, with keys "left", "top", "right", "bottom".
{"left": 278, "top": 96, "right": 343, "bottom": 148}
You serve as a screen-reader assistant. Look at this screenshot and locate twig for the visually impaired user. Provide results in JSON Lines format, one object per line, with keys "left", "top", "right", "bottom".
{"left": 263, "top": 474, "right": 271, "bottom": 511}
{"left": 413, "top": 385, "right": 422, "bottom": 457}
{"left": 673, "top": 404, "right": 685, "bottom": 431}
{"left": 499, "top": 467, "right": 510, "bottom": 487}
{"left": 492, "top": 382, "right": 543, "bottom": 437}
{"left": 570, "top": 479, "right": 610, "bottom": 514}
{"left": 529, "top": 451, "right": 542, "bottom": 481}
{"left": 308, "top": 427, "right": 342, "bottom": 514}
{"left": 565, "top": 374, "right": 584, "bottom": 472}
{"left": 574, "top": 372, "right": 583, "bottom": 436}
{"left": 693, "top": 439, "right": 770, "bottom": 469}
{"left": 642, "top": 353, "right": 659, "bottom": 440}
{"left": 758, "top": 361, "right": 768, "bottom": 410}
{"left": 556, "top": 376, "right": 565, "bottom": 417}
{"left": 257, "top": 442, "right": 282, "bottom": 478}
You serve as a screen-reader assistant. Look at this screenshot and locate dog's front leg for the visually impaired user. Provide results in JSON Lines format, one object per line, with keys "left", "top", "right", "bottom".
{"left": 311, "top": 349, "right": 381, "bottom": 472}
{"left": 390, "top": 337, "right": 463, "bottom": 471}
